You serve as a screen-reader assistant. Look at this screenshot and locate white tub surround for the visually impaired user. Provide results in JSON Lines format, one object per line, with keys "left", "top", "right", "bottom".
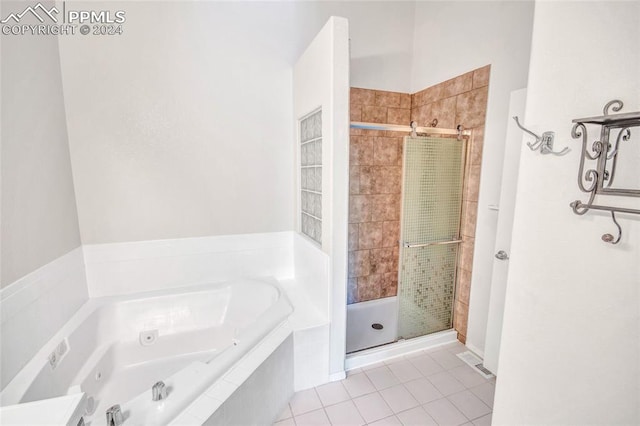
{"left": 83, "top": 232, "right": 294, "bottom": 297}
{"left": 289, "top": 234, "right": 334, "bottom": 389}
{"left": 0, "top": 247, "right": 88, "bottom": 390}
{"left": 82, "top": 231, "right": 334, "bottom": 390}
{"left": 279, "top": 273, "right": 332, "bottom": 391}
{"left": 2, "top": 229, "right": 337, "bottom": 426}
{"left": 292, "top": 234, "right": 330, "bottom": 320}
{"left": 1, "top": 279, "right": 292, "bottom": 425}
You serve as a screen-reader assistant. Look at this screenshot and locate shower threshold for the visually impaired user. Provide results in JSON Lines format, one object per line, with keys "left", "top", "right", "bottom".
{"left": 344, "top": 329, "right": 458, "bottom": 371}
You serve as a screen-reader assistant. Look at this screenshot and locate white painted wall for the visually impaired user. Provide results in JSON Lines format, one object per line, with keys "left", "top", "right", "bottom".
{"left": 293, "top": 16, "right": 350, "bottom": 381}
{"left": 493, "top": 2, "right": 640, "bottom": 424}
{"left": 0, "top": 0, "right": 88, "bottom": 390}
{"left": 482, "top": 88, "right": 526, "bottom": 374}
{"left": 59, "top": 1, "right": 296, "bottom": 244}
{"left": 1, "top": 0, "right": 82, "bottom": 286}
{"left": 410, "top": 1, "right": 535, "bottom": 356}
{"left": 290, "top": 1, "right": 415, "bottom": 93}
{"left": 58, "top": 1, "right": 415, "bottom": 245}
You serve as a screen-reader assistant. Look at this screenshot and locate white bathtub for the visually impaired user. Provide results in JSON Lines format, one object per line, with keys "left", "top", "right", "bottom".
{"left": 0, "top": 278, "right": 293, "bottom": 424}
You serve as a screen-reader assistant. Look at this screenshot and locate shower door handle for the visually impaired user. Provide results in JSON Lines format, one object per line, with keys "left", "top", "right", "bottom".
{"left": 403, "top": 239, "right": 462, "bottom": 248}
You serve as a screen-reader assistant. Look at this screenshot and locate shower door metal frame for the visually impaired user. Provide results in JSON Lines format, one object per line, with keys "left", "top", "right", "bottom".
{"left": 396, "top": 134, "right": 469, "bottom": 340}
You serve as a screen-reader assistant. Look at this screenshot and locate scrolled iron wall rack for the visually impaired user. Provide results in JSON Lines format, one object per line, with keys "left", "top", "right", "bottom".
{"left": 570, "top": 99, "right": 640, "bottom": 245}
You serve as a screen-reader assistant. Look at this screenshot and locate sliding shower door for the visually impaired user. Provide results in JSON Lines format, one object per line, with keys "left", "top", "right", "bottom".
{"left": 397, "top": 136, "right": 467, "bottom": 339}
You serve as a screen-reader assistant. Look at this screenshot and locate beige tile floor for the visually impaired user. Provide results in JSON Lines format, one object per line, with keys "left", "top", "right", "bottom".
{"left": 274, "top": 342, "right": 495, "bottom": 426}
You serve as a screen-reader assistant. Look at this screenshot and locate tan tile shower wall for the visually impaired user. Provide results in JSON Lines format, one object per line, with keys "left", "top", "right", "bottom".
{"left": 347, "top": 66, "right": 489, "bottom": 344}
{"left": 411, "top": 66, "right": 490, "bottom": 343}
{"left": 348, "top": 88, "right": 411, "bottom": 304}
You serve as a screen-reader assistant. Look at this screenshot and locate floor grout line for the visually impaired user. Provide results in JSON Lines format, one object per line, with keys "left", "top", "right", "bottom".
{"left": 280, "top": 349, "right": 493, "bottom": 426}
{"left": 285, "top": 395, "right": 491, "bottom": 426}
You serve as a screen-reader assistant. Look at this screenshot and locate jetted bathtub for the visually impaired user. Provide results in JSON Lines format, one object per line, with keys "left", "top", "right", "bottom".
{"left": 0, "top": 278, "right": 293, "bottom": 424}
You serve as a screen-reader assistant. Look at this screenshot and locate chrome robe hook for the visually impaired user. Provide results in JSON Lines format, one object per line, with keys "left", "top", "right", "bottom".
{"left": 513, "top": 116, "right": 570, "bottom": 156}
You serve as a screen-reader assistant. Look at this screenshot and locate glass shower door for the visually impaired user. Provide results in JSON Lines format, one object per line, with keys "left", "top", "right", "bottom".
{"left": 397, "top": 136, "right": 467, "bottom": 339}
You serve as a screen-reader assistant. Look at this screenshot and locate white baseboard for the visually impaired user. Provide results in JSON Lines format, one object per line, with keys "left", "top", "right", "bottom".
{"left": 329, "top": 371, "right": 346, "bottom": 382}
{"left": 465, "top": 342, "right": 485, "bottom": 359}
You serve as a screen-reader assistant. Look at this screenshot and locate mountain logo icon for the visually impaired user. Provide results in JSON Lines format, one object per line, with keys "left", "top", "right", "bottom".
{"left": 1, "top": 3, "right": 59, "bottom": 24}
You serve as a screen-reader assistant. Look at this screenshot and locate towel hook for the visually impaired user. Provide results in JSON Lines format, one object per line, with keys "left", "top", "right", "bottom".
{"left": 513, "top": 116, "right": 570, "bottom": 156}
{"left": 601, "top": 211, "right": 622, "bottom": 244}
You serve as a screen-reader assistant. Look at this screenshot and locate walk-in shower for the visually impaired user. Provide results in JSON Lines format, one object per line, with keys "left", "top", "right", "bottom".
{"left": 346, "top": 68, "right": 489, "bottom": 363}
{"left": 346, "top": 120, "right": 469, "bottom": 355}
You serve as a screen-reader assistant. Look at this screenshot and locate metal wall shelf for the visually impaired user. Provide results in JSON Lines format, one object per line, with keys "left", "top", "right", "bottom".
{"left": 570, "top": 99, "right": 640, "bottom": 245}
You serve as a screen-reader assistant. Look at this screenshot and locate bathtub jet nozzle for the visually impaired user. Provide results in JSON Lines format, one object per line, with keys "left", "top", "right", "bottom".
{"left": 106, "top": 404, "right": 123, "bottom": 426}
{"left": 152, "top": 381, "right": 168, "bottom": 401}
